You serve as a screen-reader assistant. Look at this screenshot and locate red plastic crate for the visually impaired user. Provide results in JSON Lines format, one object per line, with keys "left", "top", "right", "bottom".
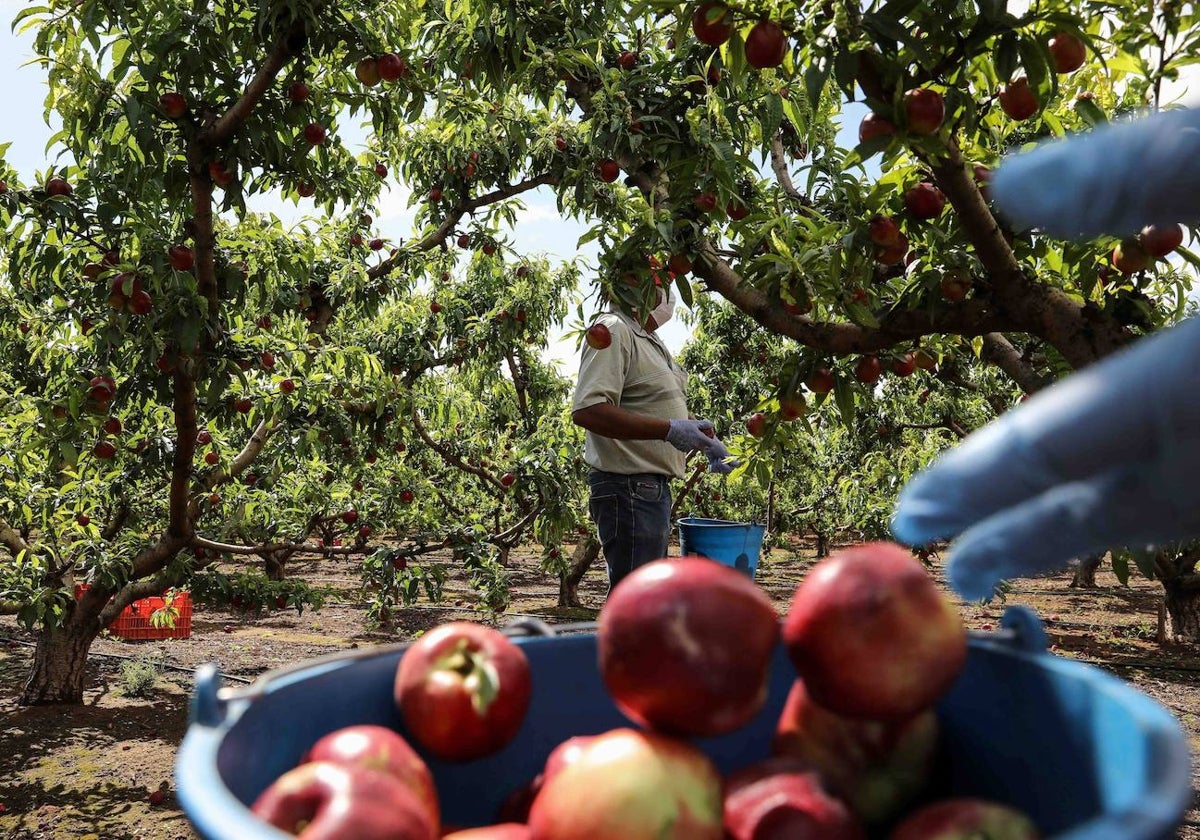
{"left": 74, "top": 584, "right": 193, "bottom": 640}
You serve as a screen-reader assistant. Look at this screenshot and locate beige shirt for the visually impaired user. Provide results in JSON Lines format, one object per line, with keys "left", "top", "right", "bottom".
{"left": 572, "top": 310, "right": 689, "bottom": 479}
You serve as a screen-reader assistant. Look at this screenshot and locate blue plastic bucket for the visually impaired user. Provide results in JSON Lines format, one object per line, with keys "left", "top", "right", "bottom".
{"left": 175, "top": 607, "right": 1191, "bottom": 840}
{"left": 678, "top": 517, "right": 766, "bottom": 579}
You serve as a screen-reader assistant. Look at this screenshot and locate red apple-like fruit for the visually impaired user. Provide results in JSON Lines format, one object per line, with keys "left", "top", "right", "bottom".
{"left": 342, "top": 509, "right": 358, "bottom": 525}
{"left": 234, "top": 397, "right": 253, "bottom": 413}
{"left": 859, "top": 112, "right": 896, "bottom": 145}
{"left": 167, "top": 245, "right": 194, "bottom": 271}
{"left": 694, "top": 192, "right": 718, "bottom": 213}
{"left": 1048, "top": 32, "right": 1087, "bottom": 74}
{"left": 747, "top": 411, "right": 767, "bottom": 438}
{"left": 598, "top": 556, "right": 780, "bottom": 736}
{"left": 197, "top": 430, "right": 212, "bottom": 445}
{"left": 595, "top": 159, "right": 620, "bottom": 183}
{"left": 854, "top": 355, "right": 882, "bottom": 384}
{"left": 102, "top": 417, "right": 122, "bottom": 436}
{"left": 998, "top": 77, "right": 1039, "bottom": 121}
{"left": 444, "top": 826, "right": 531, "bottom": 840}
{"left": 500, "top": 472, "right": 516, "bottom": 488}
{"left": 891, "top": 353, "right": 917, "bottom": 377}
{"left": 745, "top": 20, "right": 788, "bottom": 69}
{"left": 356, "top": 58, "right": 381, "bottom": 86}
{"left": 159, "top": 92, "right": 188, "bottom": 118}
{"left": 782, "top": 542, "right": 967, "bottom": 720}
{"left": 527, "top": 728, "right": 724, "bottom": 840}
{"left": 304, "top": 122, "right": 327, "bottom": 146}
{"left": 773, "top": 679, "right": 939, "bottom": 825}
{"left": 779, "top": 393, "right": 807, "bottom": 421}
{"left": 618, "top": 50, "right": 638, "bottom": 70}
{"left": 204, "top": 451, "right": 219, "bottom": 466}
{"left": 287, "top": 82, "right": 309, "bottom": 102}
{"left": 692, "top": 2, "right": 734, "bottom": 46}
{"left": 868, "top": 215, "right": 901, "bottom": 247}
{"left": 209, "top": 161, "right": 234, "bottom": 187}
{"left": 586, "top": 322, "right": 612, "bottom": 350}
{"left": 876, "top": 233, "right": 909, "bottom": 266}
{"left": 429, "top": 185, "right": 444, "bottom": 202}
{"left": 940, "top": 270, "right": 972, "bottom": 302}
{"left": 394, "top": 621, "right": 532, "bottom": 762}
{"left": 77, "top": 514, "right": 91, "bottom": 527}
{"left": 723, "top": 757, "right": 866, "bottom": 840}
{"left": 904, "top": 183, "right": 946, "bottom": 220}
{"left": 1112, "top": 238, "right": 1150, "bottom": 274}
{"left": 890, "top": 798, "right": 1040, "bottom": 840}
{"left": 94, "top": 441, "right": 117, "bottom": 460}
{"left": 251, "top": 761, "right": 435, "bottom": 840}
{"left": 1139, "top": 223, "right": 1184, "bottom": 257}
{"left": 903, "top": 88, "right": 944, "bottom": 135}
{"left": 377, "top": 53, "right": 406, "bottom": 81}
{"left": 302, "top": 725, "right": 438, "bottom": 828}
{"left": 374, "top": 163, "right": 388, "bottom": 178}
{"left": 88, "top": 375, "right": 117, "bottom": 401}
{"left": 46, "top": 177, "right": 73, "bottom": 197}
{"left": 806, "top": 367, "right": 835, "bottom": 394}
{"left": 297, "top": 182, "right": 316, "bottom": 197}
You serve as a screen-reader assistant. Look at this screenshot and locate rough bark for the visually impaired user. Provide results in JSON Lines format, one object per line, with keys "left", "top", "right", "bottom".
{"left": 1070, "top": 553, "right": 1103, "bottom": 589}
{"left": 20, "top": 589, "right": 108, "bottom": 705}
{"left": 1159, "top": 544, "right": 1200, "bottom": 642}
{"left": 559, "top": 536, "right": 600, "bottom": 608}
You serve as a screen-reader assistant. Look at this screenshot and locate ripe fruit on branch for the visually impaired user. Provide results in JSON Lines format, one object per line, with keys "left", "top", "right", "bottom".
{"left": 1112, "top": 238, "right": 1150, "bottom": 274}
{"left": 88, "top": 375, "right": 116, "bottom": 402}
{"left": 208, "top": 161, "right": 234, "bottom": 188}
{"left": 598, "top": 557, "right": 780, "bottom": 735}
{"left": 374, "top": 163, "right": 388, "bottom": 178}
{"left": 904, "top": 182, "right": 946, "bottom": 220}
{"left": 868, "top": 216, "right": 902, "bottom": 247}
{"left": 744, "top": 20, "right": 788, "bottom": 69}
{"left": 159, "top": 92, "right": 188, "bottom": 118}
{"left": 46, "top": 177, "right": 73, "bottom": 197}
{"left": 940, "top": 270, "right": 972, "bottom": 302}
{"left": 304, "top": 122, "right": 327, "bottom": 145}
{"left": 668, "top": 253, "right": 692, "bottom": 275}
{"left": 854, "top": 355, "right": 882, "bottom": 384}
{"left": 355, "top": 58, "right": 381, "bottom": 87}
{"left": 457, "top": 234, "right": 471, "bottom": 248}
{"left": 617, "top": 50, "right": 638, "bottom": 70}
{"left": 204, "top": 451, "right": 219, "bottom": 466}
{"left": 234, "top": 397, "right": 253, "bottom": 413}
{"left": 287, "top": 82, "right": 309, "bottom": 103}
{"left": 693, "top": 192, "right": 718, "bottom": 213}
{"left": 1139, "top": 223, "right": 1184, "bottom": 257}
{"left": 369, "top": 238, "right": 384, "bottom": 251}
{"left": 93, "top": 441, "right": 117, "bottom": 460}
{"left": 692, "top": 2, "right": 734, "bottom": 46}
{"left": 859, "top": 112, "right": 896, "bottom": 145}
{"left": 726, "top": 199, "right": 750, "bottom": 220}
{"left": 595, "top": 159, "right": 620, "bottom": 183}
{"left": 806, "top": 367, "right": 835, "bottom": 394}
{"left": 875, "top": 233, "right": 909, "bottom": 266}
{"left": 779, "top": 393, "right": 807, "bottom": 421}
{"left": 167, "top": 245, "right": 194, "bottom": 271}
{"left": 891, "top": 353, "right": 917, "bottom": 377}
{"left": 500, "top": 472, "right": 516, "bottom": 488}
{"left": 394, "top": 622, "right": 532, "bottom": 762}
{"left": 903, "top": 88, "right": 944, "bottom": 135}
{"left": 1048, "top": 32, "right": 1087, "bottom": 74}
{"left": 783, "top": 542, "right": 967, "bottom": 720}
{"left": 197, "top": 430, "right": 212, "bottom": 445}
{"left": 103, "top": 417, "right": 122, "bottom": 436}
{"left": 998, "top": 77, "right": 1039, "bottom": 121}
{"left": 747, "top": 411, "right": 767, "bottom": 438}
{"left": 377, "top": 53, "right": 407, "bottom": 81}
{"left": 77, "top": 514, "right": 91, "bottom": 527}
{"left": 342, "top": 509, "right": 359, "bottom": 525}
{"left": 297, "top": 182, "right": 316, "bottom": 197}
{"left": 585, "top": 322, "right": 612, "bottom": 350}
{"left": 428, "top": 185, "right": 443, "bottom": 202}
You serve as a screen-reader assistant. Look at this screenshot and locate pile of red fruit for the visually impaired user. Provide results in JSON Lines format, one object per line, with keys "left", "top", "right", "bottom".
{"left": 249, "top": 542, "right": 1041, "bottom": 839}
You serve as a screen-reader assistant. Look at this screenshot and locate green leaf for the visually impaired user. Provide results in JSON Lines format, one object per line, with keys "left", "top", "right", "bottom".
{"left": 1131, "top": 548, "right": 1159, "bottom": 581}
{"left": 805, "top": 60, "right": 830, "bottom": 111}
{"left": 994, "top": 32, "right": 1018, "bottom": 82}
{"left": 1073, "top": 97, "right": 1107, "bottom": 127}
{"left": 673, "top": 274, "right": 693, "bottom": 310}
{"left": 833, "top": 379, "right": 856, "bottom": 428}
{"left": 1111, "top": 552, "right": 1130, "bottom": 587}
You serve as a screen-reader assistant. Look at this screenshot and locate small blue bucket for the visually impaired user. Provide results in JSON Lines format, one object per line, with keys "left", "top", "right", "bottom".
{"left": 677, "top": 517, "right": 767, "bottom": 579}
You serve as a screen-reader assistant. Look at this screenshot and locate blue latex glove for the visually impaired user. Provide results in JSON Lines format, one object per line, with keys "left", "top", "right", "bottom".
{"left": 991, "top": 104, "right": 1200, "bottom": 238}
{"left": 892, "top": 315, "right": 1200, "bottom": 601}
{"left": 665, "top": 418, "right": 717, "bottom": 453}
{"left": 706, "top": 438, "right": 736, "bottom": 475}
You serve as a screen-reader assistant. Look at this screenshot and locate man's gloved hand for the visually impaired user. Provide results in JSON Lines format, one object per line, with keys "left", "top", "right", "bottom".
{"left": 666, "top": 418, "right": 717, "bottom": 453}
{"left": 891, "top": 316, "right": 1200, "bottom": 602}
{"left": 705, "top": 437, "right": 736, "bottom": 475}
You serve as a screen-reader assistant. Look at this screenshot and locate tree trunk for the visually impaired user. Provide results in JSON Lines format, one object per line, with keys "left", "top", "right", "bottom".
{"left": 1070, "top": 553, "right": 1103, "bottom": 589}
{"left": 1162, "top": 582, "right": 1200, "bottom": 642}
{"left": 1156, "top": 543, "right": 1200, "bottom": 642}
{"left": 559, "top": 536, "right": 600, "bottom": 608}
{"left": 815, "top": 532, "right": 829, "bottom": 559}
{"left": 20, "top": 608, "right": 102, "bottom": 705}
{"left": 264, "top": 550, "right": 287, "bottom": 581}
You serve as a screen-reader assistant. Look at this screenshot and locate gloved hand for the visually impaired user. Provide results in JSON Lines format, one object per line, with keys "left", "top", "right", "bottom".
{"left": 705, "top": 437, "right": 737, "bottom": 475}
{"left": 991, "top": 104, "right": 1200, "bottom": 238}
{"left": 891, "top": 315, "right": 1200, "bottom": 602}
{"left": 665, "top": 418, "right": 717, "bottom": 453}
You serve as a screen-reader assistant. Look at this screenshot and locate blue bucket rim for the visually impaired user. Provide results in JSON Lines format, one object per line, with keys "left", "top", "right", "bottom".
{"left": 677, "top": 516, "right": 766, "bottom": 529}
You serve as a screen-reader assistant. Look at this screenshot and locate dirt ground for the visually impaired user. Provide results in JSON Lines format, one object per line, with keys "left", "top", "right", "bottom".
{"left": 2, "top": 541, "right": 1200, "bottom": 839}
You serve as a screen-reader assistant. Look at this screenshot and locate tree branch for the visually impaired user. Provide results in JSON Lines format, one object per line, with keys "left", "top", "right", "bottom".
{"left": 206, "top": 30, "right": 301, "bottom": 146}
{"left": 770, "top": 136, "right": 811, "bottom": 206}
{"left": 491, "top": 506, "right": 541, "bottom": 549}
{"left": 411, "top": 407, "right": 505, "bottom": 490}
{"left": 0, "top": 517, "right": 30, "bottom": 557}
{"left": 368, "top": 173, "right": 557, "bottom": 280}
{"left": 692, "top": 240, "right": 1018, "bottom": 354}
{"left": 101, "top": 501, "right": 130, "bottom": 542}
{"left": 980, "top": 332, "right": 1047, "bottom": 393}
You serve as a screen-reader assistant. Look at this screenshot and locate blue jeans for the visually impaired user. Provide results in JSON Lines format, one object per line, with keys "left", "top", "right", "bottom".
{"left": 588, "top": 470, "right": 672, "bottom": 591}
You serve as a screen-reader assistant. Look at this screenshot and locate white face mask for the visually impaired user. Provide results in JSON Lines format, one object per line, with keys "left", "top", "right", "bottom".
{"left": 648, "top": 286, "right": 675, "bottom": 329}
